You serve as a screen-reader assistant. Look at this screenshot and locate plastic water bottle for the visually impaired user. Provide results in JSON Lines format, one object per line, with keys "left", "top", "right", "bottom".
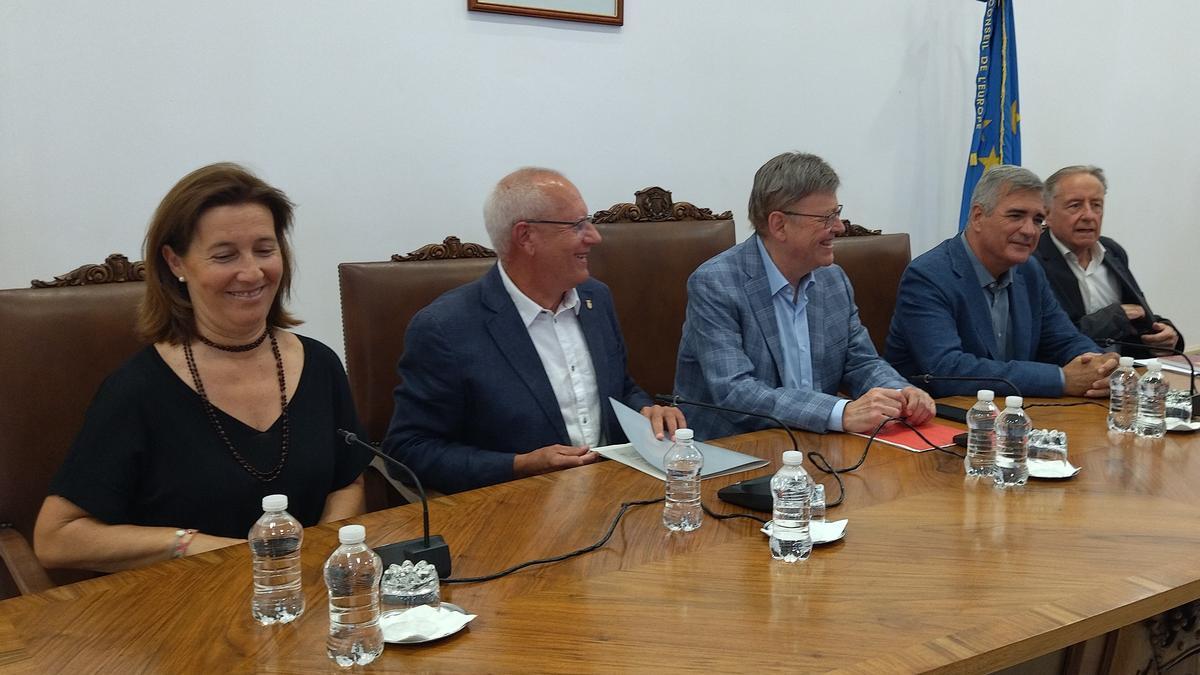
{"left": 1135, "top": 359, "right": 1168, "bottom": 438}
{"left": 769, "top": 450, "right": 812, "bottom": 563}
{"left": 965, "top": 389, "right": 998, "bottom": 477}
{"left": 324, "top": 525, "right": 384, "bottom": 667}
{"left": 248, "top": 494, "right": 304, "bottom": 625}
{"left": 993, "top": 396, "right": 1030, "bottom": 488}
{"left": 1107, "top": 356, "right": 1139, "bottom": 433}
{"left": 662, "top": 428, "right": 703, "bottom": 532}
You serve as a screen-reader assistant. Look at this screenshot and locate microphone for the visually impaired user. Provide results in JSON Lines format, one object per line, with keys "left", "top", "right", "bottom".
{"left": 911, "top": 374, "right": 1023, "bottom": 425}
{"left": 1103, "top": 338, "right": 1198, "bottom": 415}
{"left": 338, "top": 430, "right": 451, "bottom": 578}
{"left": 654, "top": 393, "right": 798, "bottom": 513}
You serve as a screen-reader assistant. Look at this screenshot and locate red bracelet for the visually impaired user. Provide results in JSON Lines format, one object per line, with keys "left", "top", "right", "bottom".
{"left": 171, "top": 529, "right": 198, "bottom": 558}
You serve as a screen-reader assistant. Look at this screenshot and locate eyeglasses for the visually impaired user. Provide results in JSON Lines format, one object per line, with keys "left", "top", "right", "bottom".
{"left": 779, "top": 205, "right": 844, "bottom": 229}
{"left": 522, "top": 216, "right": 594, "bottom": 234}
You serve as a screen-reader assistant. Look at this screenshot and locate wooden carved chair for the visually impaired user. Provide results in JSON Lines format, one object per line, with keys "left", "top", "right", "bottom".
{"left": 338, "top": 237, "right": 497, "bottom": 510}
{"left": 831, "top": 224, "right": 911, "bottom": 355}
{"left": 0, "top": 254, "right": 146, "bottom": 599}
{"left": 588, "top": 187, "right": 736, "bottom": 398}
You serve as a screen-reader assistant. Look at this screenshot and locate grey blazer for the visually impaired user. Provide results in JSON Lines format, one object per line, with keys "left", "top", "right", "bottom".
{"left": 673, "top": 235, "right": 907, "bottom": 440}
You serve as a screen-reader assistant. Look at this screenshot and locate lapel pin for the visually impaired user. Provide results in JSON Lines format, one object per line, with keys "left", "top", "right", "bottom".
{"left": 586, "top": 299, "right": 593, "bottom": 310}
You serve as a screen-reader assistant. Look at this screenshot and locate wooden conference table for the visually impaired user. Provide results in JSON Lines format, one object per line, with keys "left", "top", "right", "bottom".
{"left": 1, "top": 396, "right": 1198, "bottom": 673}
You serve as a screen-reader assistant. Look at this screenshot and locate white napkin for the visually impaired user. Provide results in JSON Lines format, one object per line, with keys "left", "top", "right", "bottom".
{"left": 1027, "top": 458, "right": 1081, "bottom": 478}
{"left": 380, "top": 604, "right": 476, "bottom": 642}
{"left": 1167, "top": 418, "right": 1200, "bottom": 433}
{"left": 759, "top": 519, "right": 847, "bottom": 544}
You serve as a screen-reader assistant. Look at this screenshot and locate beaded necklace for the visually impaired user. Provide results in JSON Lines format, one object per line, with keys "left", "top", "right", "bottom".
{"left": 196, "top": 327, "right": 269, "bottom": 352}
{"left": 182, "top": 329, "right": 289, "bottom": 482}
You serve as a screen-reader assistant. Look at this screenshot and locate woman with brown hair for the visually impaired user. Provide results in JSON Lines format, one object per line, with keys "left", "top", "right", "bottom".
{"left": 33, "top": 163, "right": 371, "bottom": 572}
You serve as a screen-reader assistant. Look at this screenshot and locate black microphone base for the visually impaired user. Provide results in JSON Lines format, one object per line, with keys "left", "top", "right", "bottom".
{"left": 717, "top": 475, "right": 773, "bottom": 513}
{"left": 935, "top": 403, "right": 968, "bottom": 424}
{"left": 1192, "top": 394, "right": 1200, "bottom": 421}
{"left": 374, "top": 535, "right": 451, "bottom": 579}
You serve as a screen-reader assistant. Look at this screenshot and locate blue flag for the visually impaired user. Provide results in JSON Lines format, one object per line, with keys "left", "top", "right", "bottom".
{"left": 958, "top": 0, "right": 1020, "bottom": 230}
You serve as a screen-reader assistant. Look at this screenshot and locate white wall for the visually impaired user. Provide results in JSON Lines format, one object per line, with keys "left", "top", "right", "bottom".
{"left": 2, "top": 1, "right": 1196, "bottom": 355}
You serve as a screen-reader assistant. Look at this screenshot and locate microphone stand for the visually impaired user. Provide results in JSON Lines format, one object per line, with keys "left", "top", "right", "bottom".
{"left": 654, "top": 394, "right": 799, "bottom": 454}
{"left": 338, "top": 430, "right": 452, "bottom": 578}
{"left": 912, "top": 374, "right": 1023, "bottom": 424}
{"left": 654, "top": 394, "right": 802, "bottom": 513}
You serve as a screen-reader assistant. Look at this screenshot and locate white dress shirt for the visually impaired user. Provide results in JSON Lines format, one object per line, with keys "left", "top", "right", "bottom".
{"left": 1047, "top": 232, "right": 1121, "bottom": 314}
{"left": 497, "top": 263, "right": 603, "bottom": 448}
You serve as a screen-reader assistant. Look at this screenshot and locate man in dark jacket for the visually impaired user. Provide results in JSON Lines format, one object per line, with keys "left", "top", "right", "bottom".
{"left": 1034, "top": 165, "right": 1183, "bottom": 359}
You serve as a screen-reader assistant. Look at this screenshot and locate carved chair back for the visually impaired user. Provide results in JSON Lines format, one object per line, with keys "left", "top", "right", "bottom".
{"left": 831, "top": 232, "right": 911, "bottom": 355}
{"left": 338, "top": 237, "right": 497, "bottom": 446}
{"left": 588, "top": 187, "right": 736, "bottom": 398}
{"left": 0, "top": 254, "right": 146, "bottom": 599}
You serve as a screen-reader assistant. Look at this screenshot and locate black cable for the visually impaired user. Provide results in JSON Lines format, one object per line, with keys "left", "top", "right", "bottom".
{"left": 442, "top": 497, "right": 663, "bottom": 584}
{"left": 805, "top": 416, "right": 964, "bottom": 507}
{"left": 702, "top": 501, "right": 768, "bottom": 524}
{"left": 1023, "top": 400, "right": 1107, "bottom": 410}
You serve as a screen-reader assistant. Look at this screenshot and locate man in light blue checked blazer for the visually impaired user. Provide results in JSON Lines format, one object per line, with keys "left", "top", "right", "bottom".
{"left": 674, "top": 152, "right": 935, "bottom": 440}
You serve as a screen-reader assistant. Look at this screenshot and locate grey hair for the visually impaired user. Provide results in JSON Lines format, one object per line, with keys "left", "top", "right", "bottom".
{"left": 747, "top": 152, "right": 840, "bottom": 232}
{"left": 482, "top": 166, "right": 566, "bottom": 258}
{"left": 970, "top": 165, "right": 1044, "bottom": 214}
{"left": 1044, "top": 165, "right": 1108, "bottom": 204}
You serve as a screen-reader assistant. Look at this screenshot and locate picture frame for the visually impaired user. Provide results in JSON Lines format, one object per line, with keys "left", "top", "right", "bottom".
{"left": 467, "top": 0, "right": 623, "bottom": 26}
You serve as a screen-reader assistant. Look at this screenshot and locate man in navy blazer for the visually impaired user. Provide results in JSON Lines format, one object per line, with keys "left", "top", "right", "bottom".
{"left": 885, "top": 165, "right": 1117, "bottom": 398}
{"left": 1034, "top": 165, "right": 1182, "bottom": 359}
{"left": 383, "top": 167, "right": 685, "bottom": 494}
{"left": 674, "top": 152, "right": 934, "bottom": 440}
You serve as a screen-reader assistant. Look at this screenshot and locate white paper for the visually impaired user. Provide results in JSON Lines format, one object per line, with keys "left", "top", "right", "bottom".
{"left": 592, "top": 442, "right": 666, "bottom": 480}
{"left": 759, "top": 519, "right": 848, "bottom": 545}
{"left": 606, "top": 398, "right": 769, "bottom": 480}
{"left": 381, "top": 605, "right": 475, "bottom": 643}
{"left": 1026, "top": 458, "right": 1081, "bottom": 479}
{"left": 1167, "top": 418, "right": 1200, "bottom": 433}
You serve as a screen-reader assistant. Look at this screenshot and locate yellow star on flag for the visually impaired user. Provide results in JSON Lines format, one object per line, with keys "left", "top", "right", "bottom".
{"left": 969, "top": 147, "right": 1001, "bottom": 170}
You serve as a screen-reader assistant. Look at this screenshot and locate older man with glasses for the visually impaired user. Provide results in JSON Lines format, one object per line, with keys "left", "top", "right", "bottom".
{"left": 383, "top": 166, "right": 684, "bottom": 494}
{"left": 673, "top": 151, "right": 933, "bottom": 440}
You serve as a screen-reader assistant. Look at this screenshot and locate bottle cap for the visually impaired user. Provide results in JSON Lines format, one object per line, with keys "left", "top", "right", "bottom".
{"left": 1119, "top": 356, "right": 1134, "bottom": 368}
{"left": 674, "top": 428, "right": 694, "bottom": 441}
{"left": 1145, "top": 359, "right": 1162, "bottom": 371}
{"left": 1005, "top": 395, "right": 1023, "bottom": 409}
{"left": 262, "top": 494, "right": 288, "bottom": 512}
{"left": 782, "top": 450, "right": 804, "bottom": 465}
{"left": 338, "top": 524, "right": 366, "bottom": 545}
{"left": 977, "top": 389, "right": 994, "bottom": 402}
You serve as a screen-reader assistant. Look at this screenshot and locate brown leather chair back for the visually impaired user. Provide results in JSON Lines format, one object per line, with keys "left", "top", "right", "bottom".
{"left": 589, "top": 187, "right": 736, "bottom": 398}
{"left": 0, "top": 255, "right": 146, "bottom": 599}
{"left": 338, "top": 237, "right": 497, "bottom": 445}
{"left": 831, "top": 232, "right": 911, "bottom": 354}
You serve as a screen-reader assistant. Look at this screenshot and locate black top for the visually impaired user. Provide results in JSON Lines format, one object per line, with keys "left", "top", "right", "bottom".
{"left": 50, "top": 334, "right": 371, "bottom": 539}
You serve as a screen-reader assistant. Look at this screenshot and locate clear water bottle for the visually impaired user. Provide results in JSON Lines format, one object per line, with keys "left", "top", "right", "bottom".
{"left": 324, "top": 524, "right": 384, "bottom": 667}
{"left": 769, "top": 450, "right": 812, "bottom": 563}
{"left": 1107, "top": 356, "right": 1139, "bottom": 433}
{"left": 248, "top": 494, "right": 304, "bottom": 625}
{"left": 1135, "top": 359, "right": 1168, "bottom": 438}
{"left": 965, "top": 389, "right": 998, "bottom": 477}
{"left": 662, "top": 428, "right": 703, "bottom": 532}
{"left": 993, "top": 396, "right": 1030, "bottom": 488}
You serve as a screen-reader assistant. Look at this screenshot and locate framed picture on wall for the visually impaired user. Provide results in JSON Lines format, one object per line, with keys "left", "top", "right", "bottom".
{"left": 467, "top": 0, "right": 623, "bottom": 26}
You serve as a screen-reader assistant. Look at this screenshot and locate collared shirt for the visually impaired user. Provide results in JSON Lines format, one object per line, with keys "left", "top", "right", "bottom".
{"left": 960, "top": 234, "right": 1013, "bottom": 361}
{"left": 497, "top": 263, "right": 603, "bottom": 448}
{"left": 755, "top": 237, "right": 847, "bottom": 432}
{"left": 1047, "top": 231, "right": 1121, "bottom": 315}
